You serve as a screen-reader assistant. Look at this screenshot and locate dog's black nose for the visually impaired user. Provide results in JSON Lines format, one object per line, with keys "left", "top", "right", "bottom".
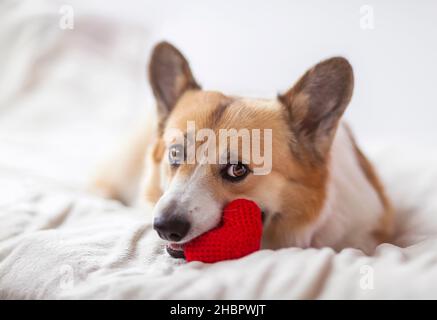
{"left": 153, "top": 216, "right": 190, "bottom": 242}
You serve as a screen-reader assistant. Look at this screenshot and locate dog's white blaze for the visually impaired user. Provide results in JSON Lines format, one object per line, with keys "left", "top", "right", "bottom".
{"left": 238, "top": 98, "right": 281, "bottom": 111}
{"left": 153, "top": 164, "right": 222, "bottom": 243}
{"left": 299, "top": 123, "right": 384, "bottom": 253}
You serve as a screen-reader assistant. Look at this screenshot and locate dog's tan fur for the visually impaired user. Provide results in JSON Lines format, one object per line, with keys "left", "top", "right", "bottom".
{"left": 92, "top": 41, "right": 392, "bottom": 254}
{"left": 344, "top": 124, "right": 393, "bottom": 243}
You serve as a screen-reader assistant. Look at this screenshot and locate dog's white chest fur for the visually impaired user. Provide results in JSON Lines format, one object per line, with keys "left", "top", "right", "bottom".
{"left": 302, "top": 123, "right": 384, "bottom": 253}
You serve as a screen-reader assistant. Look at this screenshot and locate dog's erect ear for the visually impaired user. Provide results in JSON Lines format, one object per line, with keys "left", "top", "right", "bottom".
{"left": 279, "top": 57, "right": 354, "bottom": 163}
{"left": 149, "top": 41, "right": 200, "bottom": 120}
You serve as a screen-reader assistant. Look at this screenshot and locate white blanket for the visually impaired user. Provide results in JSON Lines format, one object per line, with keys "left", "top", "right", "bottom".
{"left": 1, "top": 0, "right": 437, "bottom": 299}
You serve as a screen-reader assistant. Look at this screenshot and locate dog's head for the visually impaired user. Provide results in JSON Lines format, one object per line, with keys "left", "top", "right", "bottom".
{"left": 148, "top": 42, "right": 353, "bottom": 254}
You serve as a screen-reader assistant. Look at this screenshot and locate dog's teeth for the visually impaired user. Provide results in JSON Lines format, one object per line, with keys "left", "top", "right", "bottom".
{"left": 166, "top": 245, "right": 186, "bottom": 259}
{"left": 168, "top": 243, "right": 184, "bottom": 250}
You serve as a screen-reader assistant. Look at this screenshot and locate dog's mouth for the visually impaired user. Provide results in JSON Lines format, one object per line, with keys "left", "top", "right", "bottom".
{"left": 166, "top": 242, "right": 186, "bottom": 259}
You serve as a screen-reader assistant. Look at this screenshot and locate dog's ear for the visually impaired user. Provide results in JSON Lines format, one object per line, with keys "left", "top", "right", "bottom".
{"left": 149, "top": 41, "right": 200, "bottom": 120}
{"left": 279, "top": 57, "right": 354, "bottom": 163}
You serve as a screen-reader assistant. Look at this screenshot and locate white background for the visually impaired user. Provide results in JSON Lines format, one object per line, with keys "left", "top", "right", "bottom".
{"left": 72, "top": 0, "right": 437, "bottom": 148}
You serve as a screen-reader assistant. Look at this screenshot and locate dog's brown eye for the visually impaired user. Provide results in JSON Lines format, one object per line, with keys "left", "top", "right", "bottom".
{"left": 228, "top": 164, "right": 247, "bottom": 177}
{"left": 168, "top": 144, "right": 184, "bottom": 166}
{"left": 222, "top": 163, "right": 250, "bottom": 182}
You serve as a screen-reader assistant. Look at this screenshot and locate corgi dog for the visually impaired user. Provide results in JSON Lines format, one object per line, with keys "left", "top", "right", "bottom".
{"left": 93, "top": 41, "right": 393, "bottom": 258}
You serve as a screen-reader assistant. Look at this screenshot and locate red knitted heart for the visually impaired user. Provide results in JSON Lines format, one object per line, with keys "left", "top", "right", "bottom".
{"left": 184, "top": 199, "right": 262, "bottom": 263}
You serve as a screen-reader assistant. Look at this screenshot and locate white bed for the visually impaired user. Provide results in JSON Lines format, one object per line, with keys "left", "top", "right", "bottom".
{"left": 1, "top": 0, "right": 437, "bottom": 299}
